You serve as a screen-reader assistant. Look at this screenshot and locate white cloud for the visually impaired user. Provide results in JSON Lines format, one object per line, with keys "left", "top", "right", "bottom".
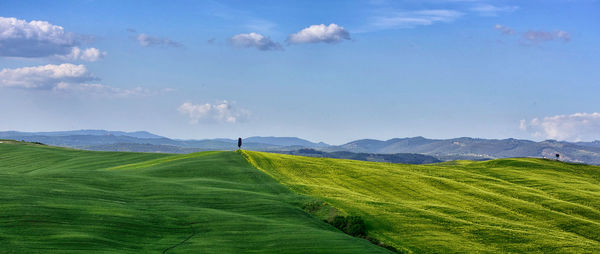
{"left": 0, "top": 17, "right": 103, "bottom": 61}
{"left": 0, "top": 63, "right": 95, "bottom": 89}
{"left": 470, "top": 4, "right": 518, "bottom": 16}
{"left": 523, "top": 30, "right": 571, "bottom": 43}
{"left": 136, "top": 33, "right": 182, "bottom": 47}
{"left": 229, "top": 32, "right": 282, "bottom": 51}
{"left": 178, "top": 101, "right": 249, "bottom": 124}
{"left": 370, "top": 10, "right": 463, "bottom": 30}
{"left": 520, "top": 113, "right": 600, "bottom": 141}
{"left": 60, "top": 47, "right": 106, "bottom": 62}
{"left": 0, "top": 63, "right": 165, "bottom": 97}
{"left": 80, "top": 47, "right": 105, "bottom": 61}
{"left": 494, "top": 24, "right": 514, "bottom": 35}
{"left": 287, "top": 24, "right": 350, "bottom": 44}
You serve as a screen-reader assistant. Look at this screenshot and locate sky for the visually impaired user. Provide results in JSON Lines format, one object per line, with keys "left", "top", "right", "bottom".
{"left": 0, "top": 0, "right": 599, "bottom": 144}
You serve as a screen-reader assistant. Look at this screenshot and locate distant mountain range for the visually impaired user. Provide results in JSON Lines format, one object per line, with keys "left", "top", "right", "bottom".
{"left": 0, "top": 130, "right": 164, "bottom": 139}
{"left": 330, "top": 137, "right": 600, "bottom": 164}
{"left": 245, "top": 137, "right": 329, "bottom": 148}
{"left": 577, "top": 141, "right": 600, "bottom": 148}
{"left": 0, "top": 130, "right": 327, "bottom": 152}
{"left": 2, "top": 130, "right": 600, "bottom": 165}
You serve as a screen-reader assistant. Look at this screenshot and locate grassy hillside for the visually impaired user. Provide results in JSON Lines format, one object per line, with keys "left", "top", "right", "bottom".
{"left": 0, "top": 140, "right": 390, "bottom": 253}
{"left": 244, "top": 151, "right": 600, "bottom": 253}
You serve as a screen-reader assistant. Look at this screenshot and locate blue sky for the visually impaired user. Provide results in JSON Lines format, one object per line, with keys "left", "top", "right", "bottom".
{"left": 0, "top": 0, "right": 599, "bottom": 144}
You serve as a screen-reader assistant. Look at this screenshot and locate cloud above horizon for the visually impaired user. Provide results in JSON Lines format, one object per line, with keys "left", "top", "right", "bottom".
{"left": 0, "top": 63, "right": 164, "bottom": 97}
{"left": 59, "top": 47, "right": 106, "bottom": 62}
{"left": 520, "top": 113, "right": 600, "bottom": 141}
{"left": 369, "top": 10, "right": 463, "bottom": 30}
{"left": 494, "top": 24, "right": 514, "bottom": 35}
{"left": 470, "top": 4, "right": 518, "bottom": 16}
{"left": 178, "top": 101, "right": 249, "bottom": 124}
{"left": 523, "top": 30, "right": 570, "bottom": 43}
{"left": 0, "top": 63, "right": 96, "bottom": 89}
{"left": 287, "top": 24, "right": 350, "bottom": 44}
{"left": 494, "top": 24, "right": 571, "bottom": 44}
{"left": 0, "top": 17, "right": 104, "bottom": 61}
{"left": 229, "top": 32, "right": 282, "bottom": 51}
{"left": 136, "top": 33, "right": 183, "bottom": 48}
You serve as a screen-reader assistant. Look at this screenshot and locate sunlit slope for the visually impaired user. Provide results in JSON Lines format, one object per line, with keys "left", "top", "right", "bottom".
{"left": 244, "top": 151, "right": 600, "bottom": 253}
{"left": 0, "top": 141, "right": 390, "bottom": 253}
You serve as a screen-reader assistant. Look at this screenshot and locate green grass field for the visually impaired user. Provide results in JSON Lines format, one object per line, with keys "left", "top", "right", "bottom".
{"left": 3, "top": 140, "right": 600, "bottom": 253}
{"left": 0, "top": 141, "right": 390, "bottom": 253}
{"left": 244, "top": 151, "right": 600, "bottom": 253}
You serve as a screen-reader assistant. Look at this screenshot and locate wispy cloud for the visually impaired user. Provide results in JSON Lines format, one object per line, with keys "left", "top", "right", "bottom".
{"left": 204, "top": 2, "right": 280, "bottom": 37}
{"left": 178, "top": 101, "right": 249, "bottom": 124}
{"left": 244, "top": 19, "right": 278, "bottom": 35}
{"left": 0, "top": 17, "right": 104, "bottom": 61}
{"left": 369, "top": 9, "right": 463, "bottom": 30}
{"left": 229, "top": 32, "right": 282, "bottom": 51}
{"left": 360, "top": 0, "right": 519, "bottom": 33}
{"left": 136, "top": 33, "right": 183, "bottom": 47}
{"left": 494, "top": 24, "right": 514, "bottom": 35}
{"left": 494, "top": 25, "right": 571, "bottom": 45}
{"left": 287, "top": 24, "right": 351, "bottom": 44}
{"left": 53, "top": 83, "right": 169, "bottom": 97}
{"left": 128, "top": 29, "right": 183, "bottom": 48}
{"left": 470, "top": 4, "right": 518, "bottom": 16}
{"left": 520, "top": 113, "right": 600, "bottom": 141}
{"left": 523, "top": 30, "right": 570, "bottom": 43}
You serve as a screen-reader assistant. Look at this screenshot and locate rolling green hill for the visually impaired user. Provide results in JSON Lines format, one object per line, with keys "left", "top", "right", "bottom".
{"left": 4, "top": 139, "right": 600, "bottom": 253}
{"left": 0, "top": 140, "right": 390, "bottom": 253}
{"left": 244, "top": 151, "right": 600, "bottom": 253}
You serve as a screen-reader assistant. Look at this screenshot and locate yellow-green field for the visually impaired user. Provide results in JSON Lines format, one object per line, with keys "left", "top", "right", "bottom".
{"left": 244, "top": 151, "right": 600, "bottom": 253}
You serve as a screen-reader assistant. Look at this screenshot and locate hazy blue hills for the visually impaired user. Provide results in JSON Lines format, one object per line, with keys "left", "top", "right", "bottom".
{"left": 245, "top": 136, "right": 329, "bottom": 148}
{"left": 2, "top": 130, "right": 600, "bottom": 165}
{"left": 0, "top": 131, "right": 327, "bottom": 150}
{"left": 0, "top": 130, "right": 164, "bottom": 139}
{"left": 577, "top": 141, "right": 600, "bottom": 148}
{"left": 333, "top": 137, "right": 600, "bottom": 164}
{"left": 0, "top": 131, "right": 324, "bottom": 153}
{"left": 178, "top": 136, "right": 329, "bottom": 149}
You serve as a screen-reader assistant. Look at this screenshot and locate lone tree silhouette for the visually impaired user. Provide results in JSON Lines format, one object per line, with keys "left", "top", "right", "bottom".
{"left": 238, "top": 137, "right": 242, "bottom": 150}
{"left": 556, "top": 153, "right": 560, "bottom": 160}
